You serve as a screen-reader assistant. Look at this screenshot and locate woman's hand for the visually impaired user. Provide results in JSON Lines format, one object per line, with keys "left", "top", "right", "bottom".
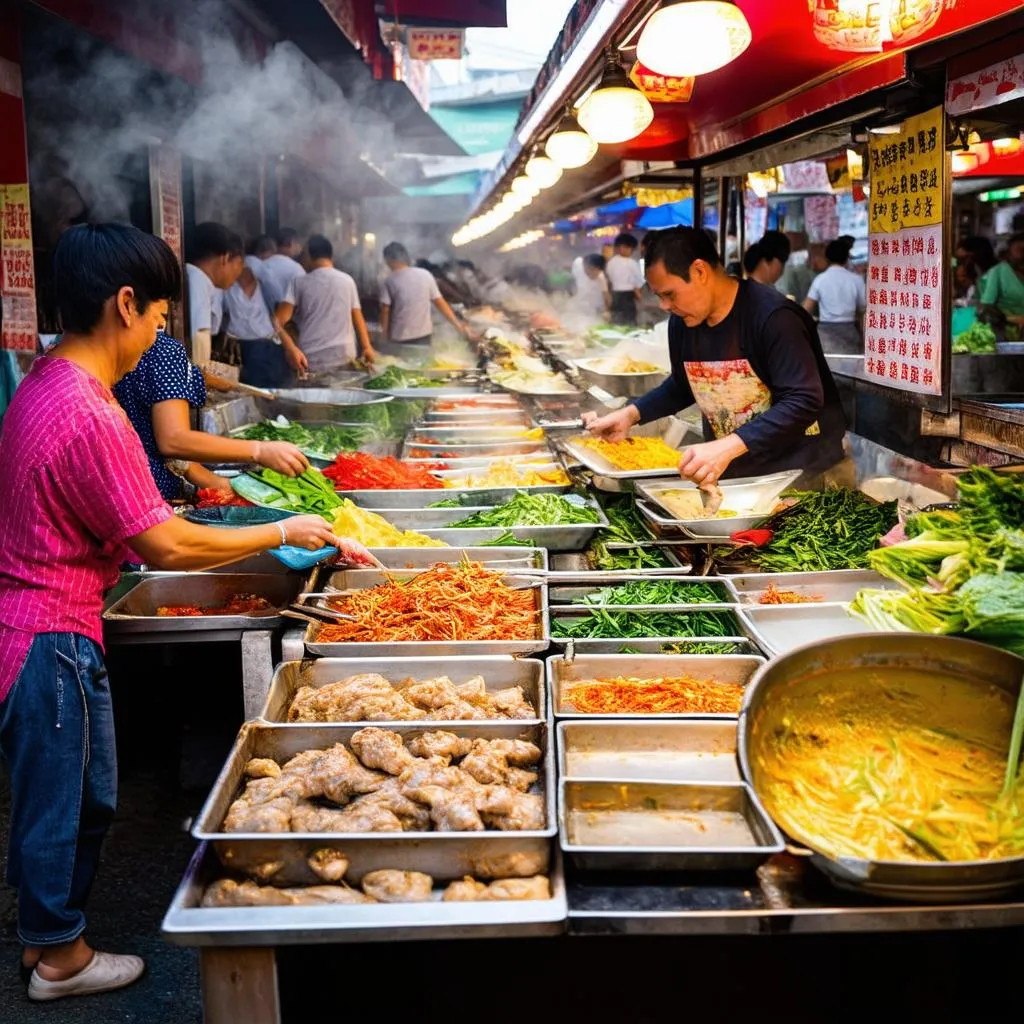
{"left": 582, "top": 405, "right": 640, "bottom": 442}
{"left": 677, "top": 435, "right": 748, "bottom": 487}
{"left": 252, "top": 441, "right": 309, "bottom": 476}
{"left": 280, "top": 514, "right": 343, "bottom": 550}
{"left": 284, "top": 342, "right": 309, "bottom": 374}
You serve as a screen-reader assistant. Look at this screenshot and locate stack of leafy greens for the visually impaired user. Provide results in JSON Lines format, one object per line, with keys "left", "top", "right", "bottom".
{"left": 237, "top": 467, "right": 343, "bottom": 520}
{"left": 951, "top": 321, "right": 997, "bottom": 354}
{"left": 586, "top": 497, "right": 674, "bottom": 570}
{"left": 364, "top": 366, "right": 449, "bottom": 390}
{"left": 851, "top": 468, "right": 1024, "bottom": 655}
{"left": 578, "top": 580, "right": 726, "bottom": 606}
{"left": 237, "top": 418, "right": 381, "bottom": 459}
{"left": 449, "top": 492, "right": 600, "bottom": 528}
{"left": 553, "top": 608, "right": 739, "bottom": 639}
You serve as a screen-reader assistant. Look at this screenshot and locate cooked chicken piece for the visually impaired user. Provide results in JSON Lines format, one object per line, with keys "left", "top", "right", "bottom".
{"left": 291, "top": 798, "right": 403, "bottom": 833}
{"left": 301, "top": 744, "right": 387, "bottom": 804}
{"left": 431, "top": 701, "right": 487, "bottom": 721}
{"left": 288, "top": 675, "right": 424, "bottom": 723}
{"left": 486, "top": 876, "right": 551, "bottom": 901}
{"left": 350, "top": 728, "right": 416, "bottom": 775}
{"left": 351, "top": 781, "right": 431, "bottom": 832}
{"left": 247, "top": 860, "right": 285, "bottom": 882}
{"left": 442, "top": 877, "right": 490, "bottom": 902}
{"left": 402, "top": 676, "right": 461, "bottom": 711}
{"left": 202, "top": 878, "right": 376, "bottom": 908}
{"left": 399, "top": 761, "right": 480, "bottom": 794}
{"left": 454, "top": 676, "right": 487, "bottom": 702}
{"left": 244, "top": 757, "right": 281, "bottom": 779}
{"left": 223, "top": 775, "right": 304, "bottom": 833}
{"left": 469, "top": 849, "right": 548, "bottom": 879}
{"left": 406, "top": 731, "right": 473, "bottom": 763}
{"left": 479, "top": 788, "right": 545, "bottom": 831}
{"left": 403, "top": 785, "right": 485, "bottom": 831}
{"left": 307, "top": 848, "right": 349, "bottom": 882}
{"left": 483, "top": 686, "right": 536, "bottom": 720}
{"left": 361, "top": 870, "right": 434, "bottom": 903}
{"left": 459, "top": 738, "right": 541, "bottom": 789}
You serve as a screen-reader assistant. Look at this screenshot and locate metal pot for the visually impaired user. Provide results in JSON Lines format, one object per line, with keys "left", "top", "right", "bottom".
{"left": 738, "top": 633, "right": 1024, "bottom": 902}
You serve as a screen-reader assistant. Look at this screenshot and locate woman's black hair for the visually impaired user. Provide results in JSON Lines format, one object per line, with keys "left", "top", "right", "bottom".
{"left": 307, "top": 234, "right": 333, "bottom": 261}
{"left": 957, "top": 235, "right": 996, "bottom": 272}
{"left": 189, "top": 222, "right": 243, "bottom": 262}
{"left": 825, "top": 237, "right": 853, "bottom": 265}
{"left": 53, "top": 223, "right": 182, "bottom": 334}
{"left": 614, "top": 232, "right": 638, "bottom": 250}
{"left": 643, "top": 226, "right": 721, "bottom": 281}
{"left": 584, "top": 253, "right": 607, "bottom": 271}
{"left": 758, "top": 230, "right": 791, "bottom": 264}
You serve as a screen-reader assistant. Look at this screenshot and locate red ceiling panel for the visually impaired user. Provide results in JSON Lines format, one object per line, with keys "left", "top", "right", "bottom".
{"left": 378, "top": 0, "right": 507, "bottom": 28}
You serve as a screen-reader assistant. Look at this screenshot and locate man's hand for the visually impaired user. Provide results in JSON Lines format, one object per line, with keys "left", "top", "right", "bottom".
{"left": 581, "top": 405, "right": 640, "bottom": 442}
{"left": 677, "top": 434, "right": 748, "bottom": 486}
{"left": 361, "top": 346, "right": 379, "bottom": 365}
{"left": 284, "top": 342, "right": 308, "bottom": 374}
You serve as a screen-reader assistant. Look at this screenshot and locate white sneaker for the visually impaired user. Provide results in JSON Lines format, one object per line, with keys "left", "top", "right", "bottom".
{"left": 27, "top": 951, "right": 145, "bottom": 1001}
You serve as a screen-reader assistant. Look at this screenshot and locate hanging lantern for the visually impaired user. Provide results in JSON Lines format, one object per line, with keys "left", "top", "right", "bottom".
{"left": 524, "top": 153, "right": 563, "bottom": 189}
{"left": 969, "top": 143, "right": 991, "bottom": 166}
{"left": 636, "top": 1, "right": 751, "bottom": 77}
{"left": 993, "top": 136, "right": 1023, "bottom": 157}
{"left": 812, "top": 0, "right": 890, "bottom": 52}
{"left": 576, "top": 50, "right": 654, "bottom": 146}
{"left": 951, "top": 150, "right": 980, "bottom": 175}
{"left": 511, "top": 175, "right": 540, "bottom": 198}
{"left": 888, "top": 0, "right": 943, "bottom": 44}
{"left": 544, "top": 108, "right": 598, "bottom": 169}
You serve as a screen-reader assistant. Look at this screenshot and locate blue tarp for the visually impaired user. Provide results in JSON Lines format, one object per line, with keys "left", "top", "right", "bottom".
{"left": 597, "top": 196, "right": 639, "bottom": 216}
{"left": 636, "top": 198, "right": 693, "bottom": 229}
{"left": 554, "top": 220, "right": 579, "bottom": 232}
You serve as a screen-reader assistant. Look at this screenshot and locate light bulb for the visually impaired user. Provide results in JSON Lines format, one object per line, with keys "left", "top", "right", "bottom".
{"left": 577, "top": 53, "right": 653, "bottom": 146}
{"left": 545, "top": 110, "right": 599, "bottom": 169}
{"left": 511, "top": 175, "right": 540, "bottom": 198}
{"left": 525, "top": 154, "right": 563, "bottom": 189}
{"left": 637, "top": 1, "right": 751, "bottom": 77}
{"left": 951, "top": 150, "right": 979, "bottom": 175}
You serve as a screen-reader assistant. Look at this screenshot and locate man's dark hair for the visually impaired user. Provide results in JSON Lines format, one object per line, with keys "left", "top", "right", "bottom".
{"left": 742, "top": 242, "right": 765, "bottom": 276}
{"left": 584, "top": 254, "right": 606, "bottom": 271}
{"left": 307, "top": 234, "right": 333, "bottom": 261}
{"left": 190, "top": 222, "right": 243, "bottom": 263}
{"left": 276, "top": 228, "right": 300, "bottom": 249}
{"left": 643, "top": 227, "right": 721, "bottom": 281}
{"left": 825, "top": 237, "right": 854, "bottom": 265}
{"left": 383, "top": 241, "right": 411, "bottom": 264}
{"left": 54, "top": 223, "right": 182, "bottom": 334}
{"left": 758, "top": 230, "right": 791, "bottom": 264}
{"left": 614, "top": 232, "right": 638, "bottom": 251}
{"left": 251, "top": 234, "right": 276, "bottom": 258}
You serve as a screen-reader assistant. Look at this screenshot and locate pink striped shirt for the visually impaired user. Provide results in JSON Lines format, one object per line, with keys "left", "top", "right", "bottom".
{"left": 0, "top": 357, "right": 172, "bottom": 701}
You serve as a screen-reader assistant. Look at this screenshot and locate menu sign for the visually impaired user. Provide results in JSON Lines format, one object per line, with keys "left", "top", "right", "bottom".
{"left": 149, "top": 144, "right": 183, "bottom": 266}
{"left": 0, "top": 184, "right": 37, "bottom": 352}
{"left": 864, "top": 106, "right": 944, "bottom": 397}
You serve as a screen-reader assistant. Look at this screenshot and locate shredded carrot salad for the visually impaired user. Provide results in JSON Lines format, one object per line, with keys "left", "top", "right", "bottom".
{"left": 317, "top": 562, "right": 540, "bottom": 643}
{"left": 563, "top": 675, "right": 745, "bottom": 715}
{"left": 757, "top": 583, "right": 823, "bottom": 605}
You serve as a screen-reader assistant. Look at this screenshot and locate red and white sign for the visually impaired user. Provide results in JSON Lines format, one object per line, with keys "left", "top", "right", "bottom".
{"left": 0, "top": 183, "right": 37, "bottom": 352}
{"left": 863, "top": 224, "right": 943, "bottom": 396}
{"left": 149, "top": 144, "right": 183, "bottom": 266}
{"left": 946, "top": 53, "right": 1024, "bottom": 116}
{"left": 629, "top": 62, "right": 695, "bottom": 103}
{"left": 407, "top": 28, "right": 464, "bottom": 61}
{"left": 804, "top": 193, "right": 839, "bottom": 242}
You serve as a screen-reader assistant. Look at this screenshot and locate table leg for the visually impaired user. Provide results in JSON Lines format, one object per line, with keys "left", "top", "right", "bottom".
{"left": 201, "top": 947, "right": 280, "bottom": 1024}
{"left": 240, "top": 629, "right": 274, "bottom": 720}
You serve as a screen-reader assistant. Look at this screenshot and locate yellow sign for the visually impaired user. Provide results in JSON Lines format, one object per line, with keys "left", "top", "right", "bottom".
{"left": 625, "top": 186, "right": 692, "bottom": 206}
{"left": 868, "top": 106, "right": 943, "bottom": 233}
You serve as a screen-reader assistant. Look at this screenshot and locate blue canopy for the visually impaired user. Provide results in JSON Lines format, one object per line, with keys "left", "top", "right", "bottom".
{"left": 553, "top": 220, "right": 578, "bottom": 233}
{"left": 597, "top": 196, "right": 640, "bottom": 216}
{"left": 636, "top": 198, "right": 693, "bottom": 229}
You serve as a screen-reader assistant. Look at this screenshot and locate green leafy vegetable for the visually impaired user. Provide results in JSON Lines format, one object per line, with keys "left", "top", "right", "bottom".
{"left": 553, "top": 608, "right": 738, "bottom": 639}
{"left": 957, "top": 468, "right": 1024, "bottom": 536}
{"left": 364, "top": 366, "right": 448, "bottom": 390}
{"left": 580, "top": 580, "right": 725, "bottom": 606}
{"left": 248, "top": 467, "right": 343, "bottom": 519}
{"left": 476, "top": 530, "right": 536, "bottom": 547}
{"left": 587, "top": 497, "right": 673, "bottom": 570}
{"left": 952, "top": 321, "right": 996, "bottom": 354}
{"left": 450, "top": 492, "right": 599, "bottom": 528}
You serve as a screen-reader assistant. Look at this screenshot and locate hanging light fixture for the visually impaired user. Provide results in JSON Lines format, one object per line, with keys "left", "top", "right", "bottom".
{"left": 951, "top": 150, "right": 979, "bottom": 175}
{"left": 511, "top": 175, "right": 540, "bottom": 198}
{"left": 637, "top": 1, "right": 751, "bottom": 77}
{"left": 577, "top": 50, "right": 654, "bottom": 146}
{"left": 525, "top": 152, "right": 563, "bottom": 189}
{"left": 993, "top": 136, "right": 1023, "bottom": 157}
{"left": 545, "top": 107, "right": 598, "bottom": 169}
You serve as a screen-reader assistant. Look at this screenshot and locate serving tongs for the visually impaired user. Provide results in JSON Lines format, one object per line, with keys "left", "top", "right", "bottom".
{"left": 283, "top": 605, "right": 356, "bottom": 625}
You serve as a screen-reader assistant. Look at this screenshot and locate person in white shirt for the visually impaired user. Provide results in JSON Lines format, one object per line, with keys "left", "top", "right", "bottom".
{"left": 275, "top": 234, "right": 376, "bottom": 374}
{"left": 574, "top": 254, "right": 611, "bottom": 318}
{"left": 258, "top": 228, "right": 306, "bottom": 314}
{"left": 605, "top": 232, "right": 645, "bottom": 326}
{"left": 803, "top": 237, "right": 866, "bottom": 355}
{"left": 222, "top": 254, "right": 294, "bottom": 388}
{"left": 185, "top": 222, "right": 244, "bottom": 365}
{"left": 379, "top": 241, "right": 471, "bottom": 350}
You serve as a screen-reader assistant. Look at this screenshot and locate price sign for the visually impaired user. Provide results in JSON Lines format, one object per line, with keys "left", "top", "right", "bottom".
{"left": 0, "top": 183, "right": 37, "bottom": 352}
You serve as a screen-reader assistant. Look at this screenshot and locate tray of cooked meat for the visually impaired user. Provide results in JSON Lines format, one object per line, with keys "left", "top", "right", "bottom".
{"left": 193, "top": 722, "right": 555, "bottom": 883}
{"left": 103, "top": 573, "right": 305, "bottom": 633}
{"left": 259, "top": 657, "right": 544, "bottom": 725}
{"left": 161, "top": 841, "right": 566, "bottom": 943}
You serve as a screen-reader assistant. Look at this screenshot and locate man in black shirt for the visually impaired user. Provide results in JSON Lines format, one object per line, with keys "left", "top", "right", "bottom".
{"left": 583, "top": 227, "right": 847, "bottom": 487}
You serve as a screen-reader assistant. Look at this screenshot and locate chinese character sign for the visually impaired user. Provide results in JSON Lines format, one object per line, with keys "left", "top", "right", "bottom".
{"left": 407, "top": 29, "right": 464, "bottom": 61}
{"left": 149, "top": 145, "right": 183, "bottom": 266}
{"left": 0, "top": 184, "right": 38, "bottom": 352}
{"left": 865, "top": 105, "right": 944, "bottom": 397}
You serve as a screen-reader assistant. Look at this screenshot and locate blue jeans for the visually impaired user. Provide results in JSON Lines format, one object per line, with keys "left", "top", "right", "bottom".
{"left": 239, "top": 339, "right": 293, "bottom": 389}
{"left": 0, "top": 632, "right": 117, "bottom": 946}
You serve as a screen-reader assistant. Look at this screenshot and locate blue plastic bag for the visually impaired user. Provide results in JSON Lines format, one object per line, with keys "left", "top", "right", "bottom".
{"left": 268, "top": 545, "right": 339, "bottom": 571}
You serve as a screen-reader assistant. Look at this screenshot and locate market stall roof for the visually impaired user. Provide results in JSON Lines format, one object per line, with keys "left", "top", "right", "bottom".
{"left": 635, "top": 198, "right": 692, "bottom": 230}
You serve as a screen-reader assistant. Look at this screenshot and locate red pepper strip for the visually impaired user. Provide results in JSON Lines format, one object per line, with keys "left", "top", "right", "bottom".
{"left": 731, "top": 528, "right": 774, "bottom": 546}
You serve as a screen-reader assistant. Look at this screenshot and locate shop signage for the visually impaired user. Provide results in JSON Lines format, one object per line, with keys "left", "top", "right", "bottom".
{"left": 628, "top": 62, "right": 695, "bottom": 103}
{"left": 864, "top": 106, "right": 944, "bottom": 397}
{"left": 148, "top": 145, "right": 183, "bottom": 267}
{"left": 946, "top": 53, "right": 1024, "bottom": 116}
{"left": 407, "top": 28, "right": 464, "bottom": 61}
{"left": 804, "top": 194, "right": 840, "bottom": 242}
{"left": 0, "top": 183, "right": 37, "bottom": 352}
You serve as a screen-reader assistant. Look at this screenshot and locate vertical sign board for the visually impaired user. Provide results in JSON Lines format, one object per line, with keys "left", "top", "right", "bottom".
{"left": 149, "top": 144, "right": 184, "bottom": 341}
{"left": 0, "top": 183, "right": 37, "bottom": 352}
{"left": 864, "top": 106, "right": 945, "bottom": 397}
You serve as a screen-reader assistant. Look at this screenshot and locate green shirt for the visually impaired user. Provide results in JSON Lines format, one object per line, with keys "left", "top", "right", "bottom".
{"left": 979, "top": 261, "right": 1024, "bottom": 317}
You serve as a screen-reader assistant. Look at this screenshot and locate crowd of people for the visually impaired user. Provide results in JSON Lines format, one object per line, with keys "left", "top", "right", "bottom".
{"left": 957, "top": 232, "right": 1024, "bottom": 340}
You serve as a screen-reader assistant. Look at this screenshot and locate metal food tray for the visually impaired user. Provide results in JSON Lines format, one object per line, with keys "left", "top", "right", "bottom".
{"left": 423, "top": 410, "right": 531, "bottom": 425}
{"left": 549, "top": 606, "right": 748, "bottom": 649}
{"left": 548, "top": 653, "right": 766, "bottom": 719}
{"left": 560, "top": 434, "right": 685, "bottom": 481}
{"left": 409, "top": 426, "right": 546, "bottom": 444}
{"left": 302, "top": 569, "right": 550, "bottom": 657}
{"left": 635, "top": 471, "right": 802, "bottom": 539}
{"left": 548, "top": 574, "right": 734, "bottom": 613}
{"left": 377, "top": 386, "right": 483, "bottom": 400}
{"left": 338, "top": 546, "right": 547, "bottom": 572}
{"left": 402, "top": 440, "right": 551, "bottom": 459}
{"left": 193, "top": 721, "right": 555, "bottom": 879}
{"left": 546, "top": 638, "right": 759, "bottom": 656}
{"left": 266, "top": 388, "right": 393, "bottom": 422}
{"left": 336, "top": 483, "right": 571, "bottom": 510}
{"left": 260, "top": 656, "right": 545, "bottom": 725}
{"left": 724, "top": 569, "right": 901, "bottom": 605}
{"left": 103, "top": 573, "right": 305, "bottom": 633}
{"left": 559, "top": 780, "right": 784, "bottom": 871}
{"left": 739, "top": 603, "right": 879, "bottom": 657}
{"left": 571, "top": 358, "right": 668, "bottom": 398}
{"left": 558, "top": 720, "right": 740, "bottom": 783}
{"left": 162, "top": 841, "right": 566, "bottom": 946}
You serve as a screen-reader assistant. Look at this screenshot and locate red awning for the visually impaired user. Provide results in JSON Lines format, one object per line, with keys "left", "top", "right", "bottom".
{"left": 377, "top": 0, "right": 507, "bottom": 29}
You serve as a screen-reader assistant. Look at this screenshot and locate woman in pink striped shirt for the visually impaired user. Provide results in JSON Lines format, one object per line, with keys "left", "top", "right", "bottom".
{"left": 0, "top": 224, "right": 359, "bottom": 1003}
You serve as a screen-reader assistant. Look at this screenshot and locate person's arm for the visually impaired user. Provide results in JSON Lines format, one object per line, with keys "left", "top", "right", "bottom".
{"left": 273, "top": 299, "right": 308, "bottom": 372}
{"left": 601, "top": 275, "right": 611, "bottom": 313}
{"left": 379, "top": 303, "right": 391, "bottom": 342}
{"left": 184, "top": 462, "right": 233, "bottom": 492}
{"left": 352, "top": 308, "right": 376, "bottom": 362}
{"left": 433, "top": 296, "right": 470, "bottom": 337}
{"left": 802, "top": 276, "right": 821, "bottom": 316}
{"left": 151, "top": 399, "right": 308, "bottom": 475}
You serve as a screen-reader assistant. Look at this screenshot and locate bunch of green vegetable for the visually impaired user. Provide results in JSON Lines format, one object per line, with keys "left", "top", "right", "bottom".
{"left": 477, "top": 530, "right": 536, "bottom": 547}
{"left": 450, "top": 492, "right": 599, "bottom": 528}
{"left": 237, "top": 419, "right": 380, "bottom": 458}
{"left": 615, "top": 641, "right": 749, "bottom": 654}
{"left": 952, "top": 321, "right": 997, "bottom": 354}
{"left": 552, "top": 608, "right": 738, "bottom": 639}
{"left": 586, "top": 497, "right": 673, "bottom": 570}
{"left": 957, "top": 467, "right": 1024, "bottom": 536}
{"left": 248, "top": 467, "right": 343, "bottom": 519}
{"left": 746, "top": 490, "right": 898, "bottom": 573}
{"left": 580, "top": 580, "right": 725, "bottom": 606}
{"left": 364, "top": 366, "right": 447, "bottom": 390}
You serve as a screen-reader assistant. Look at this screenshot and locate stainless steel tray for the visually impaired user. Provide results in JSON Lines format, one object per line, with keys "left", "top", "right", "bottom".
{"left": 547, "top": 638, "right": 760, "bottom": 656}
{"left": 378, "top": 386, "right": 483, "bottom": 400}
{"left": 103, "top": 573, "right": 304, "bottom": 633}
{"left": 739, "top": 603, "right": 880, "bottom": 657}
{"left": 548, "top": 653, "right": 766, "bottom": 719}
{"left": 303, "top": 570, "right": 549, "bottom": 657}
{"left": 560, "top": 434, "right": 685, "bottom": 480}
{"left": 409, "top": 426, "right": 546, "bottom": 444}
{"left": 267, "top": 388, "right": 392, "bottom": 422}
{"left": 193, "top": 721, "right": 555, "bottom": 879}
{"left": 402, "top": 440, "right": 550, "bottom": 459}
{"left": 559, "top": 780, "right": 784, "bottom": 871}
{"left": 725, "top": 569, "right": 901, "bottom": 605}
{"left": 423, "top": 411, "right": 531, "bottom": 426}
{"left": 260, "top": 656, "right": 545, "bottom": 725}
{"left": 549, "top": 605, "right": 746, "bottom": 647}
{"left": 162, "top": 841, "right": 566, "bottom": 946}
{"left": 558, "top": 720, "right": 740, "bottom": 782}
{"left": 548, "top": 574, "right": 734, "bottom": 612}
{"left": 572, "top": 358, "right": 668, "bottom": 398}
{"left": 338, "top": 483, "right": 571, "bottom": 509}
{"left": 348, "top": 547, "right": 548, "bottom": 572}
